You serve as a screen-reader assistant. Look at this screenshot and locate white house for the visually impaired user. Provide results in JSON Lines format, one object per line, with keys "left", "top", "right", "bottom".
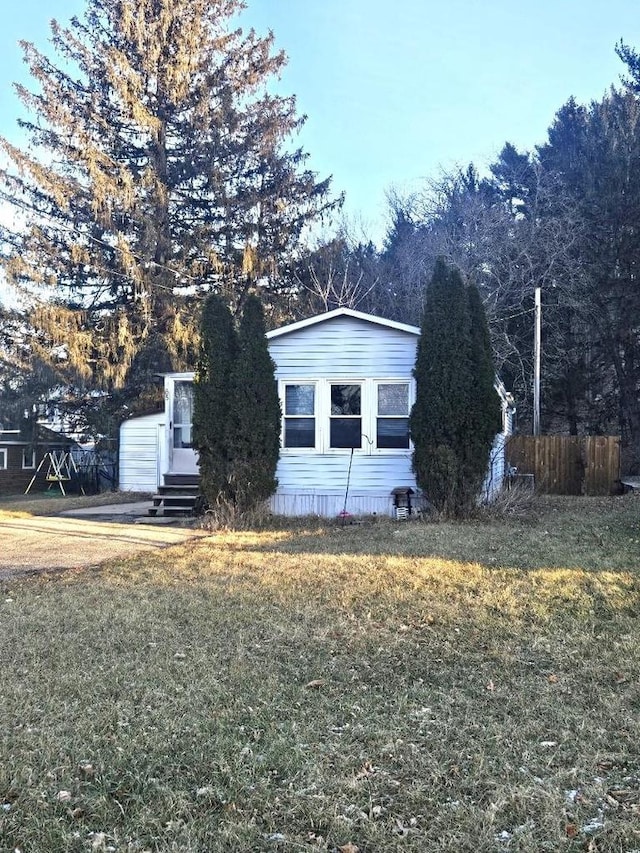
{"left": 119, "top": 308, "right": 514, "bottom": 516}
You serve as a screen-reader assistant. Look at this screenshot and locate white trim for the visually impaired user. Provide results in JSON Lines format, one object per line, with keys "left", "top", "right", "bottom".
{"left": 373, "top": 380, "right": 412, "bottom": 451}
{"left": 266, "top": 308, "right": 421, "bottom": 340}
{"left": 156, "top": 422, "right": 164, "bottom": 491}
{"left": 155, "top": 371, "right": 196, "bottom": 382}
{"left": 278, "top": 377, "right": 415, "bottom": 456}
{"left": 22, "top": 448, "right": 36, "bottom": 469}
{"left": 164, "top": 371, "right": 195, "bottom": 381}
{"left": 280, "top": 380, "right": 319, "bottom": 452}
{"left": 328, "top": 380, "right": 364, "bottom": 451}
{"left": 0, "top": 448, "right": 6, "bottom": 470}
{"left": 164, "top": 375, "right": 198, "bottom": 475}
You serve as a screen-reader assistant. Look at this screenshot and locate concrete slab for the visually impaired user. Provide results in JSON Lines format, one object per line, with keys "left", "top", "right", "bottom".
{"left": 134, "top": 516, "right": 179, "bottom": 525}
{"left": 59, "top": 501, "right": 152, "bottom": 517}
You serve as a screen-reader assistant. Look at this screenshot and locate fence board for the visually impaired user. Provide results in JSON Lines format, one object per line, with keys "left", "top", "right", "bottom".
{"left": 506, "top": 435, "right": 620, "bottom": 495}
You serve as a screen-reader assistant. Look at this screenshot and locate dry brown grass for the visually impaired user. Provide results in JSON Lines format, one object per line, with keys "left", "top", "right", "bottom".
{"left": 1, "top": 495, "right": 639, "bottom": 852}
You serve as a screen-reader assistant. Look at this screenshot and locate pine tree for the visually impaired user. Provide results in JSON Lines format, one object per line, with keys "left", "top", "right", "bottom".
{"left": 227, "top": 295, "right": 280, "bottom": 513}
{"left": 0, "top": 0, "right": 339, "bottom": 428}
{"left": 410, "top": 258, "right": 500, "bottom": 516}
{"left": 192, "top": 293, "right": 237, "bottom": 507}
{"left": 538, "top": 86, "right": 640, "bottom": 460}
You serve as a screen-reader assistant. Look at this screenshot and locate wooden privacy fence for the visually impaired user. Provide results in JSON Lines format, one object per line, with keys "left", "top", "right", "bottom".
{"left": 506, "top": 435, "right": 621, "bottom": 495}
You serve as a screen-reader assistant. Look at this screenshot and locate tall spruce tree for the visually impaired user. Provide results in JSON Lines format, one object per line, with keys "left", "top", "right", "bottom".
{"left": 227, "top": 294, "right": 280, "bottom": 513}
{"left": 192, "top": 293, "right": 237, "bottom": 507}
{"left": 410, "top": 257, "right": 500, "bottom": 516}
{"left": 0, "top": 0, "right": 339, "bottom": 429}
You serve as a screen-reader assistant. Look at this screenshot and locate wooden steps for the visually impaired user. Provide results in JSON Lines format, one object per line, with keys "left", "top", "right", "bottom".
{"left": 148, "top": 475, "right": 203, "bottom": 517}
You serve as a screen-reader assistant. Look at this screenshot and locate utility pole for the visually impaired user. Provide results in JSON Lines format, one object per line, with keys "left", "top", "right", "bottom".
{"left": 533, "top": 286, "right": 541, "bottom": 436}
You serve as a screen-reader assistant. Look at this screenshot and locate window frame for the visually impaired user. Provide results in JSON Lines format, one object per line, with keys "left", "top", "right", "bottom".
{"left": 280, "top": 381, "right": 319, "bottom": 452}
{"left": 279, "top": 378, "right": 414, "bottom": 455}
{"left": 22, "top": 448, "right": 37, "bottom": 470}
{"left": 0, "top": 448, "right": 7, "bottom": 470}
{"left": 328, "top": 382, "right": 363, "bottom": 450}
{"left": 172, "top": 380, "right": 194, "bottom": 450}
{"left": 374, "top": 380, "right": 412, "bottom": 451}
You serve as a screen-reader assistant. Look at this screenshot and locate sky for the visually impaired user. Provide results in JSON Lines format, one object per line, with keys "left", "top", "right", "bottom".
{"left": 0, "top": 0, "right": 639, "bottom": 246}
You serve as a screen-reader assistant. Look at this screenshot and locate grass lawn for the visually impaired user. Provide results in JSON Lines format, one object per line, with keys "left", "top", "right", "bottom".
{"left": 1, "top": 496, "right": 640, "bottom": 852}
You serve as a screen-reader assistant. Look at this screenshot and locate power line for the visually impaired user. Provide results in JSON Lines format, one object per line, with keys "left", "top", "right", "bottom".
{"left": 491, "top": 306, "right": 535, "bottom": 322}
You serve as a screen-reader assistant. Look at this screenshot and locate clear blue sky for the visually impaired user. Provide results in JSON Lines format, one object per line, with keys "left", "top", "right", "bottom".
{"left": 1, "top": 0, "right": 639, "bottom": 244}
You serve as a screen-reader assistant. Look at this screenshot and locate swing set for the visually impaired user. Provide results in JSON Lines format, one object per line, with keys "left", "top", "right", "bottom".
{"left": 24, "top": 450, "right": 85, "bottom": 496}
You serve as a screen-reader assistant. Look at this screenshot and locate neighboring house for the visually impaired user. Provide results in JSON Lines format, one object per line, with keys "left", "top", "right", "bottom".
{"left": 118, "top": 308, "right": 515, "bottom": 516}
{"left": 0, "top": 425, "right": 79, "bottom": 495}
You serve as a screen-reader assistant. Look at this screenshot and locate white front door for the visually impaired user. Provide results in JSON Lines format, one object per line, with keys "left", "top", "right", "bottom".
{"left": 169, "top": 379, "right": 199, "bottom": 474}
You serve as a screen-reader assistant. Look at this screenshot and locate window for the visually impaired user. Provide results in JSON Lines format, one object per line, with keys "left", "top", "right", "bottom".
{"left": 0, "top": 449, "right": 6, "bottom": 470}
{"left": 330, "top": 384, "right": 361, "bottom": 448}
{"left": 279, "top": 378, "right": 413, "bottom": 454}
{"left": 173, "top": 381, "right": 194, "bottom": 449}
{"left": 283, "top": 384, "right": 316, "bottom": 448}
{"left": 376, "top": 383, "right": 410, "bottom": 448}
{"left": 22, "top": 448, "right": 36, "bottom": 469}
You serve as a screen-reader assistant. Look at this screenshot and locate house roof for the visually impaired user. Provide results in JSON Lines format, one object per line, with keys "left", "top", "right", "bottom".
{"left": 0, "top": 430, "right": 24, "bottom": 446}
{"left": 0, "top": 425, "right": 78, "bottom": 447}
{"left": 266, "top": 307, "right": 421, "bottom": 340}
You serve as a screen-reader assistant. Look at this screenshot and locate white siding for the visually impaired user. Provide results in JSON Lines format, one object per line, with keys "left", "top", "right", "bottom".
{"left": 270, "top": 315, "right": 419, "bottom": 515}
{"left": 275, "top": 452, "right": 414, "bottom": 490}
{"left": 482, "top": 435, "right": 506, "bottom": 502}
{"left": 119, "top": 413, "right": 163, "bottom": 493}
{"left": 272, "top": 452, "right": 415, "bottom": 517}
{"left": 481, "top": 399, "right": 515, "bottom": 502}
{"left": 269, "top": 315, "right": 418, "bottom": 379}
{"left": 269, "top": 491, "right": 397, "bottom": 518}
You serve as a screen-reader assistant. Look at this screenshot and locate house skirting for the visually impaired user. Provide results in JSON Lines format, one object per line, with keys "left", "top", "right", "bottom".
{"left": 269, "top": 489, "right": 399, "bottom": 518}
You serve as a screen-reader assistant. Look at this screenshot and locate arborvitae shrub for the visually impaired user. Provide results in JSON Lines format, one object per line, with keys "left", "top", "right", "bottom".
{"left": 192, "top": 294, "right": 238, "bottom": 508}
{"left": 410, "top": 257, "right": 501, "bottom": 516}
{"left": 227, "top": 296, "right": 281, "bottom": 513}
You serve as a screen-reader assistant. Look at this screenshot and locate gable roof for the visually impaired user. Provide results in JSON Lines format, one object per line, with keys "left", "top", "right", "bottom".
{"left": 0, "top": 425, "right": 79, "bottom": 447}
{"left": 266, "top": 307, "right": 421, "bottom": 340}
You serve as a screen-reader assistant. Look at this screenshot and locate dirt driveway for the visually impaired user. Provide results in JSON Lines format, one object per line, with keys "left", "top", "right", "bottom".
{"left": 0, "top": 512, "right": 202, "bottom": 578}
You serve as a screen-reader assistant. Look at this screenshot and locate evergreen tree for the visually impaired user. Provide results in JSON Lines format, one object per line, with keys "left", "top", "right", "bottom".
{"left": 0, "top": 0, "right": 339, "bottom": 429}
{"left": 192, "top": 293, "right": 237, "bottom": 507}
{"left": 227, "top": 295, "right": 280, "bottom": 513}
{"left": 465, "top": 282, "right": 503, "bottom": 486}
{"left": 538, "top": 87, "right": 640, "bottom": 460}
{"left": 410, "top": 258, "right": 500, "bottom": 516}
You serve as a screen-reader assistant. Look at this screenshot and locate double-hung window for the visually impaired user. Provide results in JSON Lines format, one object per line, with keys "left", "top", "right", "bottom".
{"left": 376, "top": 382, "right": 410, "bottom": 448}
{"left": 283, "top": 383, "right": 316, "bottom": 448}
{"left": 330, "top": 384, "right": 361, "bottom": 448}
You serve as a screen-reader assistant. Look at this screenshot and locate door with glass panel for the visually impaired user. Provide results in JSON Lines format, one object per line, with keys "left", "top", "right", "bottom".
{"left": 169, "top": 379, "right": 199, "bottom": 474}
